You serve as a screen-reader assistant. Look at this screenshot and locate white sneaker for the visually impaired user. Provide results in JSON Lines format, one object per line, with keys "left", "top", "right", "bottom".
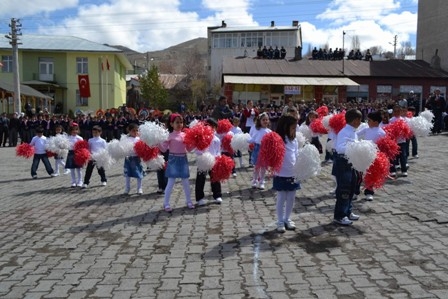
{"left": 365, "top": 194, "right": 374, "bottom": 201}
{"left": 197, "top": 199, "right": 206, "bottom": 206}
{"left": 232, "top": 173, "right": 237, "bottom": 177}
{"left": 276, "top": 222, "right": 286, "bottom": 233}
{"left": 349, "top": 213, "right": 360, "bottom": 221}
{"left": 251, "top": 180, "right": 258, "bottom": 188}
{"left": 137, "top": 189, "right": 143, "bottom": 195}
{"left": 71, "top": 183, "right": 76, "bottom": 188}
{"left": 51, "top": 173, "right": 59, "bottom": 177}
{"left": 64, "top": 170, "right": 70, "bottom": 175}
{"left": 101, "top": 182, "right": 107, "bottom": 186}
{"left": 82, "top": 184, "right": 88, "bottom": 189}
{"left": 333, "top": 216, "right": 353, "bottom": 226}
{"left": 401, "top": 172, "right": 408, "bottom": 177}
{"left": 76, "top": 183, "right": 83, "bottom": 187}
{"left": 124, "top": 189, "right": 130, "bottom": 195}
{"left": 215, "top": 197, "right": 222, "bottom": 204}
{"left": 284, "top": 219, "right": 296, "bottom": 230}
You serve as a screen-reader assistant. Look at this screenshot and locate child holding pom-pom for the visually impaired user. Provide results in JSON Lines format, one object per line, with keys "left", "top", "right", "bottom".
{"left": 82, "top": 126, "right": 108, "bottom": 188}
{"left": 273, "top": 115, "right": 301, "bottom": 233}
{"left": 333, "top": 109, "right": 363, "bottom": 226}
{"left": 158, "top": 113, "right": 195, "bottom": 212}
{"left": 306, "top": 111, "right": 323, "bottom": 154}
{"left": 231, "top": 117, "right": 243, "bottom": 169}
{"left": 52, "top": 125, "right": 69, "bottom": 176}
{"left": 195, "top": 118, "right": 223, "bottom": 206}
{"left": 123, "top": 123, "right": 144, "bottom": 195}
{"left": 65, "top": 124, "right": 84, "bottom": 187}
{"left": 356, "top": 111, "right": 386, "bottom": 201}
{"left": 389, "top": 105, "right": 410, "bottom": 177}
{"left": 248, "top": 112, "right": 272, "bottom": 189}
{"left": 30, "top": 126, "right": 56, "bottom": 179}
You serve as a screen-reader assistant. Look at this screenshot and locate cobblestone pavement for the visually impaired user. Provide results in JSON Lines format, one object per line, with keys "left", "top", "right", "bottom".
{"left": 0, "top": 133, "right": 447, "bottom": 299}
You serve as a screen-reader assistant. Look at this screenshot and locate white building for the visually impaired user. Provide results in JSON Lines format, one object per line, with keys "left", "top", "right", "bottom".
{"left": 207, "top": 20, "right": 303, "bottom": 90}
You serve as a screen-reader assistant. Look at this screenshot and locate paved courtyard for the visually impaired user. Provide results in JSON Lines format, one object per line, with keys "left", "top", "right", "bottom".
{"left": 0, "top": 133, "right": 447, "bottom": 298}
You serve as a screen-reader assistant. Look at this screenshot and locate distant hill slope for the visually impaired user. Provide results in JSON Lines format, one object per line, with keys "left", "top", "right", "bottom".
{"left": 110, "top": 37, "right": 208, "bottom": 74}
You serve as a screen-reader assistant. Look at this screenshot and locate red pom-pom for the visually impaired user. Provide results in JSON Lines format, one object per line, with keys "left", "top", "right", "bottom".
{"left": 364, "top": 152, "right": 390, "bottom": 189}
{"left": 74, "top": 148, "right": 90, "bottom": 167}
{"left": 256, "top": 132, "right": 285, "bottom": 173}
{"left": 16, "top": 143, "right": 34, "bottom": 158}
{"left": 376, "top": 136, "right": 400, "bottom": 160}
{"left": 221, "top": 134, "right": 234, "bottom": 155}
{"left": 73, "top": 140, "right": 89, "bottom": 152}
{"left": 217, "top": 119, "right": 233, "bottom": 134}
{"left": 383, "top": 119, "right": 413, "bottom": 140}
{"left": 316, "top": 106, "right": 329, "bottom": 118}
{"left": 309, "top": 118, "right": 328, "bottom": 134}
{"left": 183, "top": 123, "right": 214, "bottom": 151}
{"left": 211, "top": 155, "right": 235, "bottom": 182}
{"left": 46, "top": 151, "right": 56, "bottom": 158}
{"left": 249, "top": 143, "right": 255, "bottom": 151}
{"left": 134, "top": 140, "right": 159, "bottom": 162}
{"left": 329, "top": 112, "right": 346, "bottom": 134}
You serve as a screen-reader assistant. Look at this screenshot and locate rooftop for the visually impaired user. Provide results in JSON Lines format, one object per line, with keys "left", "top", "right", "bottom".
{"left": 0, "top": 35, "right": 121, "bottom": 52}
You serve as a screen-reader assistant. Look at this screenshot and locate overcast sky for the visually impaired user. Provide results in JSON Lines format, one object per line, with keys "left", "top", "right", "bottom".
{"left": 1, "top": 0, "right": 418, "bottom": 53}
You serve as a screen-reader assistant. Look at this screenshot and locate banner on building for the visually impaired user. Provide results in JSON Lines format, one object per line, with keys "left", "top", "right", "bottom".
{"left": 284, "top": 85, "right": 301, "bottom": 95}
{"left": 78, "top": 74, "right": 91, "bottom": 98}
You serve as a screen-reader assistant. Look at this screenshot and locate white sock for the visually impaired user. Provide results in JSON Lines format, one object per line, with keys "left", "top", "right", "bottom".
{"left": 125, "top": 176, "right": 131, "bottom": 191}
{"left": 284, "top": 191, "right": 296, "bottom": 221}
{"left": 276, "top": 191, "right": 286, "bottom": 224}
{"left": 164, "top": 178, "right": 176, "bottom": 207}
{"left": 181, "top": 178, "right": 191, "bottom": 203}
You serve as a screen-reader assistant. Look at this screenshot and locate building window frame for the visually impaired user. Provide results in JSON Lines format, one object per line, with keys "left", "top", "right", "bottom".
{"left": 76, "top": 57, "right": 88, "bottom": 74}
{"left": 1, "top": 55, "right": 13, "bottom": 73}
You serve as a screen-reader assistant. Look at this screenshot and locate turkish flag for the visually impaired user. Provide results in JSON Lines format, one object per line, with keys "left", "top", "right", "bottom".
{"left": 78, "top": 74, "right": 91, "bottom": 98}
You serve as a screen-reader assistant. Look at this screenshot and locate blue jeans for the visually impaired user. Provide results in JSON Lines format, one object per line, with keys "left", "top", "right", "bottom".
{"left": 31, "top": 154, "right": 54, "bottom": 177}
{"left": 334, "top": 155, "right": 358, "bottom": 220}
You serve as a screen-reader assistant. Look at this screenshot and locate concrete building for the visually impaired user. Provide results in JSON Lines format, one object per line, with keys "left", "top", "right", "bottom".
{"left": 207, "top": 20, "right": 302, "bottom": 90}
{"left": 0, "top": 35, "right": 133, "bottom": 115}
{"left": 417, "top": 0, "right": 448, "bottom": 71}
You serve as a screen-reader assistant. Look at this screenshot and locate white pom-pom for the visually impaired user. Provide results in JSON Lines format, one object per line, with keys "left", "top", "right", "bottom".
{"left": 145, "top": 154, "right": 165, "bottom": 171}
{"left": 296, "top": 131, "right": 306, "bottom": 148}
{"left": 107, "top": 137, "right": 129, "bottom": 160}
{"left": 231, "top": 133, "right": 250, "bottom": 152}
{"left": 196, "top": 152, "right": 216, "bottom": 172}
{"left": 189, "top": 119, "right": 200, "bottom": 128}
{"left": 59, "top": 149, "right": 68, "bottom": 160}
{"left": 322, "top": 115, "right": 332, "bottom": 131}
{"left": 120, "top": 135, "right": 135, "bottom": 156}
{"left": 408, "top": 116, "right": 433, "bottom": 137}
{"left": 139, "top": 121, "right": 169, "bottom": 146}
{"left": 297, "top": 124, "right": 312, "bottom": 141}
{"left": 345, "top": 140, "right": 377, "bottom": 172}
{"left": 46, "top": 134, "right": 70, "bottom": 156}
{"left": 420, "top": 110, "right": 434, "bottom": 123}
{"left": 294, "top": 143, "right": 321, "bottom": 181}
{"left": 326, "top": 139, "right": 334, "bottom": 151}
{"left": 91, "top": 148, "right": 115, "bottom": 169}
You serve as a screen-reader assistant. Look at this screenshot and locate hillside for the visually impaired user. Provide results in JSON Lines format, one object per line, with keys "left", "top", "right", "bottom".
{"left": 110, "top": 38, "right": 208, "bottom": 74}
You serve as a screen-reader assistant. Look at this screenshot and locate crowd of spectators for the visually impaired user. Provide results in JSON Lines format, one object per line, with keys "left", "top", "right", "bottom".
{"left": 0, "top": 91, "right": 445, "bottom": 147}
{"left": 256, "top": 45, "right": 287, "bottom": 59}
{"left": 310, "top": 47, "right": 373, "bottom": 61}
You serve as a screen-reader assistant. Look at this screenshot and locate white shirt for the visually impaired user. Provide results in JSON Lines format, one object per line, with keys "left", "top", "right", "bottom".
{"left": 357, "top": 126, "right": 386, "bottom": 143}
{"left": 277, "top": 137, "right": 298, "bottom": 177}
{"left": 88, "top": 136, "right": 107, "bottom": 154}
{"left": 335, "top": 124, "right": 358, "bottom": 154}
{"left": 30, "top": 135, "right": 47, "bottom": 154}
{"left": 248, "top": 127, "right": 272, "bottom": 144}
{"left": 67, "top": 135, "right": 83, "bottom": 150}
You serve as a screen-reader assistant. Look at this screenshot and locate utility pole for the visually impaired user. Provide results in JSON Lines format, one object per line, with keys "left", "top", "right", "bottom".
{"left": 392, "top": 35, "right": 397, "bottom": 59}
{"left": 342, "top": 31, "right": 346, "bottom": 75}
{"left": 5, "top": 18, "right": 22, "bottom": 113}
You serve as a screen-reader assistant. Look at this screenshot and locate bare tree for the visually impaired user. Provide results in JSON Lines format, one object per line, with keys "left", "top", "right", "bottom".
{"left": 351, "top": 35, "right": 361, "bottom": 50}
{"left": 369, "top": 46, "right": 383, "bottom": 55}
{"left": 399, "top": 41, "right": 416, "bottom": 56}
{"left": 183, "top": 47, "right": 205, "bottom": 80}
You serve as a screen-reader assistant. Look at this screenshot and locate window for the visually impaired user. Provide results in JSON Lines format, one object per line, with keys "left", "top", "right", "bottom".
{"left": 76, "top": 57, "right": 88, "bottom": 74}
{"left": 76, "top": 90, "right": 88, "bottom": 106}
{"left": 1, "top": 55, "right": 13, "bottom": 72}
{"left": 39, "top": 57, "right": 54, "bottom": 81}
{"left": 213, "top": 33, "right": 238, "bottom": 48}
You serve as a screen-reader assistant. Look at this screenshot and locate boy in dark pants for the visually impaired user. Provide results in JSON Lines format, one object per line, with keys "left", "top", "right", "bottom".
{"left": 333, "top": 109, "right": 362, "bottom": 225}
{"left": 82, "top": 126, "right": 107, "bottom": 188}
{"left": 30, "top": 126, "right": 57, "bottom": 179}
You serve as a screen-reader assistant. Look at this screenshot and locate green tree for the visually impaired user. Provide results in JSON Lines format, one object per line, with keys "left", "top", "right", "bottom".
{"left": 139, "top": 65, "right": 168, "bottom": 109}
